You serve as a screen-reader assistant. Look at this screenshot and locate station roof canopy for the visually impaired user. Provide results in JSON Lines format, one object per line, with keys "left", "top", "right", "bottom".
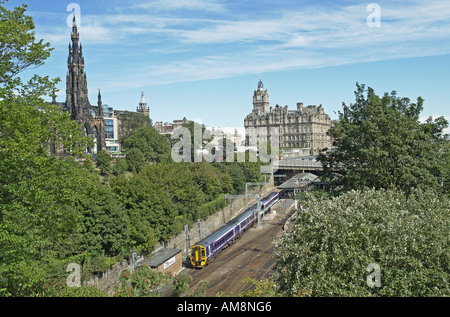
{"left": 278, "top": 173, "right": 320, "bottom": 190}
{"left": 140, "top": 249, "right": 182, "bottom": 268}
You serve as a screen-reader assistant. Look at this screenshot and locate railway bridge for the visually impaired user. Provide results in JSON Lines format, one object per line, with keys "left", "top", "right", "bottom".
{"left": 276, "top": 158, "right": 323, "bottom": 171}
{"left": 273, "top": 157, "right": 323, "bottom": 183}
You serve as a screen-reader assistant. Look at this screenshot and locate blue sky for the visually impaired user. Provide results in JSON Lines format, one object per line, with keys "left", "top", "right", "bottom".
{"left": 8, "top": 0, "right": 450, "bottom": 132}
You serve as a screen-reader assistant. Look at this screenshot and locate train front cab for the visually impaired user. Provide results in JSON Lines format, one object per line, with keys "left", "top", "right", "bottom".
{"left": 190, "top": 245, "right": 207, "bottom": 268}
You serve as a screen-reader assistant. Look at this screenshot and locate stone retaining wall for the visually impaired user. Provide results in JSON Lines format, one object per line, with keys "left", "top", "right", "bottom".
{"left": 82, "top": 177, "right": 275, "bottom": 294}
{"left": 155, "top": 183, "right": 275, "bottom": 258}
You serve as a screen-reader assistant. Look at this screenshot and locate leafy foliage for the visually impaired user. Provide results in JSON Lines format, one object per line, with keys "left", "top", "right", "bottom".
{"left": 117, "top": 111, "right": 152, "bottom": 146}
{"left": 37, "top": 280, "right": 108, "bottom": 297}
{"left": 110, "top": 160, "right": 264, "bottom": 253}
{"left": 237, "top": 277, "right": 280, "bottom": 297}
{"left": 0, "top": 1, "right": 95, "bottom": 296}
{"left": 122, "top": 126, "right": 171, "bottom": 164}
{"left": 113, "top": 157, "right": 128, "bottom": 176}
{"left": 274, "top": 188, "right": 450, "bottom": 296}
{"left": 125, "top": 148, "right": 146, "bottom": 173}
{"left": 73, "top": 179, "right": 130, "bottom": 257}
{"left": 318, "top": 83, "right": 449, "bottom": 193}
{"left": 95, "top": 150, "right": 112, "bottom": 175}
{"left": 115, "top": 266, "right": 206, "bottom": 297}
{"left": 0, "top": 1, "right": 52, "bottom": 85}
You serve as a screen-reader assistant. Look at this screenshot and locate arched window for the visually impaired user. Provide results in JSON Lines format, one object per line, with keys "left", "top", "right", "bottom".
{"left": 84, "top": 125, "right": 90, "bottom": 153}
{"left": 93, "top": 126, "right": 99, "bottom": 154}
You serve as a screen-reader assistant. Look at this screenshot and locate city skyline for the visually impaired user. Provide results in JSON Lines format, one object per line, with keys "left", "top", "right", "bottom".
{"left": 10, "top": 0, "right": 450, "bottom": 133}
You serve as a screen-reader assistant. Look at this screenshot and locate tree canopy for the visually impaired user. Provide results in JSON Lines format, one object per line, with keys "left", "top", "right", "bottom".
{"left": 0, "top": 1, "right": 52, "bottom": 85}
{"left": 317, "top": 83, "right": 449, "bottom": 194}
{"left": 117, "top": 111, "right": 152, "bottom": 146}
{"left": 0, "top": 1, "right": 95, "bottom": 296}
{"left": 122, "top": 125, "right": 171, "bottom": 165}
{"left": 274, "top": 188, "right": 449, "bottom": 297}
{"left": 0, "top": 1, "right": 266, "bottom": 295}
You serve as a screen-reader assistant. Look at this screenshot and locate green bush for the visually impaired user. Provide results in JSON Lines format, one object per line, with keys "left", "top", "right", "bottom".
{"left": 274, "top": 188, "right": 450, "bottom": 296}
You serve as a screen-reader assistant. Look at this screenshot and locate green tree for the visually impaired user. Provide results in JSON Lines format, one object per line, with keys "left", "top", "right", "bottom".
{"left": 74, "top": 179, "right": 130, "bottom": 257}
{"left": 122, "top": 126, "right": 171, "bottom": 163}
{"left": 110, "top": 173, "right": 175, "bottom": 251}
{"left": 274, "top": 188, "right": 450, "bottom": 297}
{"left": 115, "top": 267, "right": 203, "bottom": 297}
{"left": 0, "top": 1, "right": 92, "bottom": 296}
{"left": 95, "top": 150, "right": 112, "bottom": 175}
{"left": 113, "top": 157, "right": 128, "bottom": 176}
{"left": 0, "top": 1, "right": 52, "bottom": 85}
{"left": 318, "top": 83, "right": 449, "bottom": 193}
{"left": 139, "top": 163, "right": 206, "bottom": 221}
{"left": 118, "top": 111, "right": 152, "bottom": 146}
{"left": 226, "top": 163, "right": 247, "bottom": 193}
{"left": 125, "top": 148, "right": 146, "bottom": 173}
{"left": 37, "top": 279, "right": 108, "bottom": 297}
{"left": 189, "top": 162, "right": 222, "bottom": 200}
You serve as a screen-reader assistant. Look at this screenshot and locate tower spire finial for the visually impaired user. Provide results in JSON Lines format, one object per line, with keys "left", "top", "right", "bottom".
{"left": 98, "top": 88, "right": 102, "bottom": 107}
{"left": 71, "top": 13, "right": 79, "bottom": 43}
{"left": 72, "top": 13, "right": 78, "bottom": 31}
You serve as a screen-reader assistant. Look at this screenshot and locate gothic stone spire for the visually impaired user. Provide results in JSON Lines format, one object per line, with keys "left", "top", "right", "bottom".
{"left": 64, "top": 14, "right": 106, "bottom": 154}
{"left": 66, "top": 14, "right": 88, "bottom": 120}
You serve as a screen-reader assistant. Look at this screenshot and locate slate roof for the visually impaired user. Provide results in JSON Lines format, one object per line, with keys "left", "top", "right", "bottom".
{"left": 140, "top": 249, "right": 182, "bottom": 268}
{"left": 278, "top": 173, "right": 320, "bottom": 190}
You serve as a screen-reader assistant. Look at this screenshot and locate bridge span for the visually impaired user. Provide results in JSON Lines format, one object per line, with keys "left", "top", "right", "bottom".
{"left": 275, "top": 158, "right": 323, "bottom": 171}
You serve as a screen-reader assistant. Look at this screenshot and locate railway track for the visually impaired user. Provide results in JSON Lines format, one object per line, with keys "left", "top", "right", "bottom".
{"left": 187, "top": 206, "right": 293, "bottom": 296}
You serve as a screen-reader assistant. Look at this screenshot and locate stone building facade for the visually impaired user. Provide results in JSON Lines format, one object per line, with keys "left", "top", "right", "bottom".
{"left": 154, "top": 117, "right": 193, "bottom": 134}
{"left": 244, "top": 80, "right": 332, "bottom": 156}
{"left": 136, "top": 91, "right": 150, "bottom": 118}
{"left": 53, "top": 16, "right": 106, "bottom": 154}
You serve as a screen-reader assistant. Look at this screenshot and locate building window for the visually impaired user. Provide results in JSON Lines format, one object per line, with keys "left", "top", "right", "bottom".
{"left": 104, "top": 119, "right": 114, "bottom": 139}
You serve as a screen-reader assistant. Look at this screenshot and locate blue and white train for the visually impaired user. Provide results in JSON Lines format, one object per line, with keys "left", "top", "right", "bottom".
{"left": 190, "top": 191, "right": 279, "bottom": 268}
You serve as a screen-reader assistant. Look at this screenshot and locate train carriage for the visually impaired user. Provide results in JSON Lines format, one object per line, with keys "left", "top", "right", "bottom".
{"left": 261, "top": 192, "right": 279, "bottom": 214}
{"left": 190, "top": 191, "right": 279, "bottom": 268}
{"left": 231, "top": 208, "right": 256, "bottom": 236}
{"left": 190, "top": 222, "right": 237, "bottom": 268}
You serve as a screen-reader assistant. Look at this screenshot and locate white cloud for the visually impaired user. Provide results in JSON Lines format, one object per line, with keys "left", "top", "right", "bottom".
{"left": 131, "top": 0, "right": 225, "bottom": 13}
{"left": 33, "top": 0, "right": 450, "bottom": 91}
{"left": 177, "top": 19, "right": 292, "bottom": 44}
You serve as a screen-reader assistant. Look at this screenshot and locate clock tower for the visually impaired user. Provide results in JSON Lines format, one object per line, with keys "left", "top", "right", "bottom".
{"left": 253, "top": 80, "right": 269, "bottom": 115}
